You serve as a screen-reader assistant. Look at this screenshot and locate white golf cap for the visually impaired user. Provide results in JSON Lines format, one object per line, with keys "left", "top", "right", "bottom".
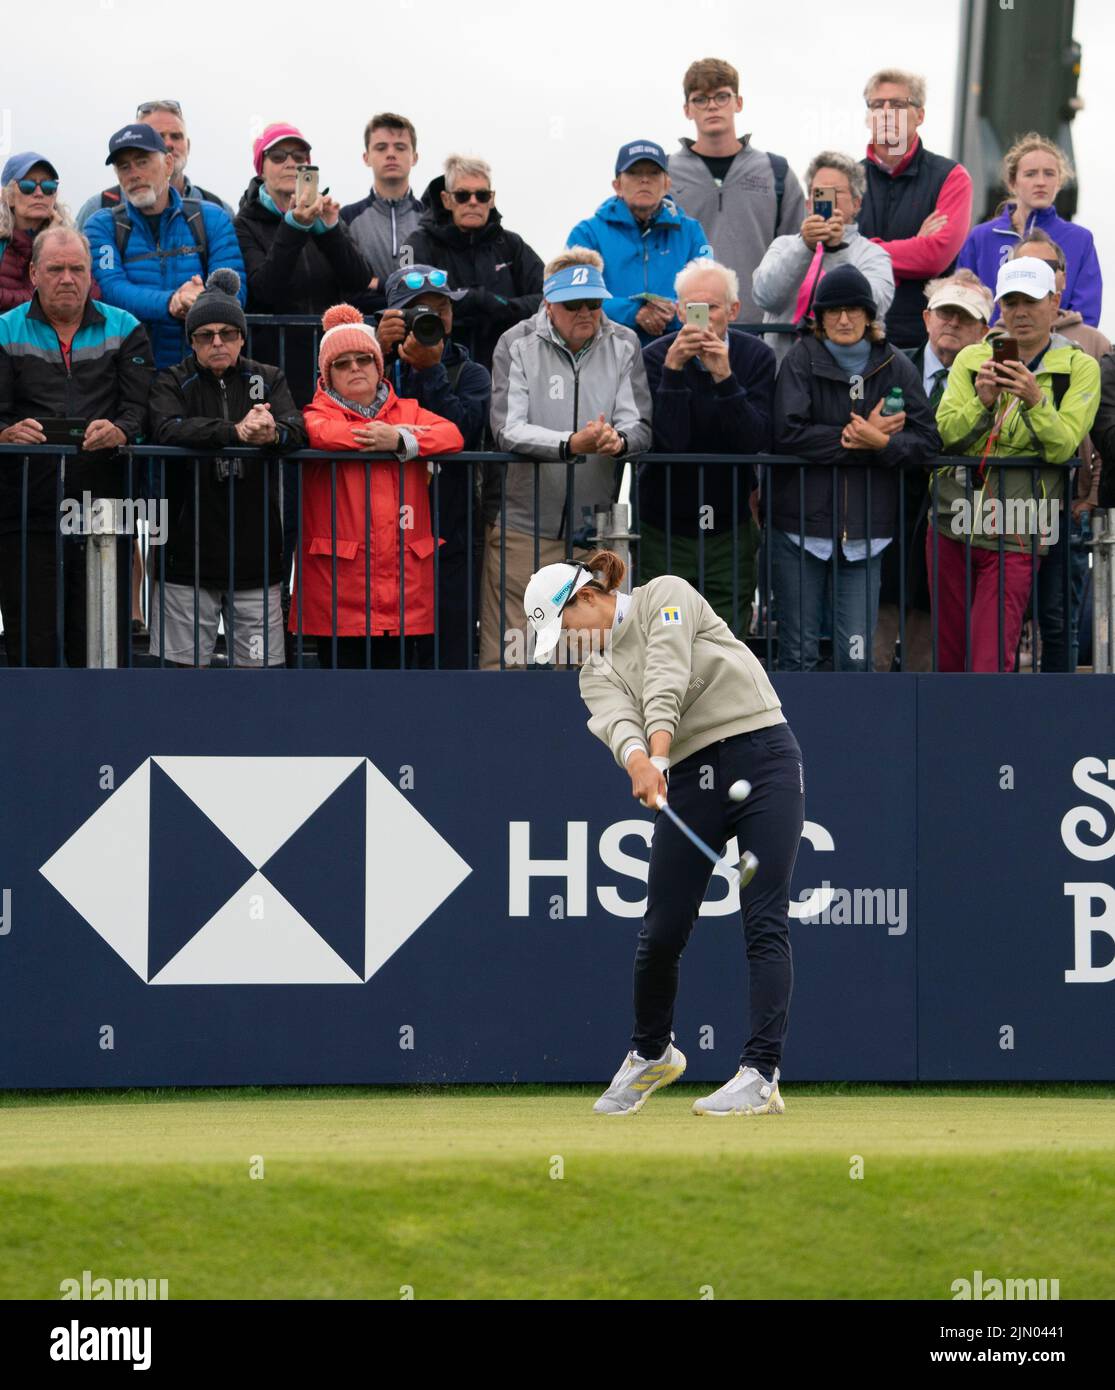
{"left": 994, "top": 256, "right": 1057, "bottom": 303}
{"left": 523, "top": 561, "right": 595, "bottom": 661}
{"left": 925, "top": 282, "right": 991, "bottom": 323}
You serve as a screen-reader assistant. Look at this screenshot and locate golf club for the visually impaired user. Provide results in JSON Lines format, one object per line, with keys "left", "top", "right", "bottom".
{"left": 654, "top": 794, "right": 760, "bottom": 889}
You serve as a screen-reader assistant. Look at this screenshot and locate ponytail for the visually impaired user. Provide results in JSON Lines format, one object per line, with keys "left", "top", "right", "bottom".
{"left": 583, "top": 549, "right": 626, "bottom": 593}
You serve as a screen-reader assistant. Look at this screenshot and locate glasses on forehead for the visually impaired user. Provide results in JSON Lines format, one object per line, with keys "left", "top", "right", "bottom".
{"left": 451, "top": 189, "right": 493, "bottom": 204}
{"left": 402, "top": 269, "right": 448, "bottom": 290}
{"left": 137, "top": 100, "right": 183, "bottom": 117}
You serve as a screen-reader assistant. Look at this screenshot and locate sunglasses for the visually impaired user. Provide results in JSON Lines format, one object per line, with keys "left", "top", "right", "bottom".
{"left": 451, "top": 189, "right": 493, "bottom": 204}
{"left": 402, "top": 269, "right": 448, "bottom": 290}
{"left": 333, "top": 354, "right": 376, "bottom": 371}
{"left": 558, "top": 299, "right": 602, "bottom": 313}
{"left": 192, "top": 328, "right": 242, "bottom": 345}
{"left": 17, "top": 178, "right": 58, "bottom": 195}
{"left": 266, "top": 148, "right": 310, "bottom": 165}
{"left": 137, "top": 100, "right": 183, "bottom": 116}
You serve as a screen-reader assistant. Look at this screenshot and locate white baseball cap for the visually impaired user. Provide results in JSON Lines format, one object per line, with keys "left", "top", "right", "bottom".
{"left": 925, "top": 282, "right": 991, "bottom": 323}
{"left": 523, "top": 562, "right": 595, "bottom": 661}
{"left": 994, "top": 256, "right": 1057, "bottom": 303}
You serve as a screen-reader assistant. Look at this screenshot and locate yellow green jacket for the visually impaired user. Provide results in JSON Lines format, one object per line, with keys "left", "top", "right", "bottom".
{"left": 930, "top": 335, "right": 1100, "bottom": 554}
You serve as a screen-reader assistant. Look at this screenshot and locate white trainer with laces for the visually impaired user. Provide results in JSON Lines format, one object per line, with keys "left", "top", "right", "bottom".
{"left": 592, "top": 1044, "right": 687, "bottom": 1114}
{"left": 692, "top": 1065, "right": 785, "bottom": 1116}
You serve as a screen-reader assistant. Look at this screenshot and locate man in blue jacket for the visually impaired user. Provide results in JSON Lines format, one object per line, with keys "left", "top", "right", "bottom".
{"left": 376, "top": 265, "right": 492, "bottom": 668}
{"left": 640, "top": 259, "right": 774, "bottom": 635}
{"left": 86, "top": 124, "right": 246, "bottom": 370}
{"left": 568, "top": 141, "right": 711, "bottom": 346}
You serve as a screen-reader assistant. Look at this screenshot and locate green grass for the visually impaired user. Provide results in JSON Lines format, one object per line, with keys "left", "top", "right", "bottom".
{"left": 2, "top": 1085, "right": 1113, "bottom": 1300}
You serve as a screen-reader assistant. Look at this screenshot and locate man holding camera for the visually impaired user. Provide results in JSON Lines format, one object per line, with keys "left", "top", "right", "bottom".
{"left": 377, "top": 265, "right": 492, "bottom": 668}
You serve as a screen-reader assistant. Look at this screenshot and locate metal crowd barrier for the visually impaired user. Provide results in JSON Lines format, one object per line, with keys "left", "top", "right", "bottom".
{"left": 0, "top": 444, "right": 1090, "bottom": 674}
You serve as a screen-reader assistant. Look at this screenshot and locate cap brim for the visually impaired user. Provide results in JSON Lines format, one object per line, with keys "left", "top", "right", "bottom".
{"left": 531, "top": 621, "right": 562, "bottom": 661}
{"left": 616, "top": 160, "right": 668, "bottom": 174}
{"left": 391, "top": 286, "right": 467, "bottom": 308}
{"left": 928, "top": 295, "right": 988, "bottom": 321}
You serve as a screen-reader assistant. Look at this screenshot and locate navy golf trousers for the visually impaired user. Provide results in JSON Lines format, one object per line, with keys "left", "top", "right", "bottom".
{"left": 632, "top": 722, "right": 804, "bottom": 1075}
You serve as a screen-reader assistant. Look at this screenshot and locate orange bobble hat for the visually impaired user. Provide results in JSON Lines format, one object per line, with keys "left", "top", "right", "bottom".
{"left": 318, "top": 304, "right": 384, "bottom": 388}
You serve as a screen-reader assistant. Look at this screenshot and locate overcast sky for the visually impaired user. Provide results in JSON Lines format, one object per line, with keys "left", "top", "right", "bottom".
{"left": 7, "top": 0, "right": 1113, "bottom": 336}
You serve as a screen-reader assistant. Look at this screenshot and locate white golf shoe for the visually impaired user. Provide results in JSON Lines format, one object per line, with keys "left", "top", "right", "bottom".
{"left": 592, "top": 1044, "right": 687, "bottom": 1115}
{"left": 692, "top": 1065, "right": 785, "bottom": 1116}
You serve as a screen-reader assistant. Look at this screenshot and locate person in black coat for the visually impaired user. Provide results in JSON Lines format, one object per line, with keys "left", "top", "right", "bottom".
{"left": 376, "top": 265, "right": 492, "bottom": 668}
{"left": 770, "top": 264, "right": 940, "bottom": 671}
{"left": 402, "top": 157, "right": 543, "bottom": 371}
{"left": 147, "top": 270, "right": 308, "bottom": 666}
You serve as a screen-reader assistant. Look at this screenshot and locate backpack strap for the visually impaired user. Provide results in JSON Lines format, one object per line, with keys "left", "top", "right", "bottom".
{"left": 110, "top": 197, "right": 209, "bottom": 279}
{"left": 444, "top": 358, "right": 466, "bottom": 393}
{"left": 768, "top": 152, "right": 788, "bottom": 233}
{"left": 100, "top": 188, "right": 123, "bottom": 208}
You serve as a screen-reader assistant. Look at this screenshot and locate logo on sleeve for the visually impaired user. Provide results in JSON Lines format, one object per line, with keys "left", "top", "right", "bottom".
{"left": 660, "top": 606, "right": 682, "bottom": 626}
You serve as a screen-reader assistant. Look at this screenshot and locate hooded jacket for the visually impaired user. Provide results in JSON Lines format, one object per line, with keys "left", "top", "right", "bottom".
{"left": 930, "top": 334, "right": 1101, "bottom": 554}
{"left": 957, "top": 204, "right": 1102, "bottom": 328}
{"left": 401, "top": 176, "right": 544, "bottom": 370}
{"left": 751, "top": 225, "right": 895, "bottom": 363}
{"left": 771, "top": 333, "right": 940, "bottom": 541}
{"left": 293, "top": 381, "right": 463, "bottom": 636}
{"left": 0, "top": 293, "right": 153, "bottom": 532}
{"left": 86, "top": 187, "right": 246, "bottom": 369}
{"left": 566, "top": 195, "right": 711, "bottom": 344}
{"left": 148, "top": 354, "right": 307, "bottom": 587}
{"left": 235, "top": 176, "right": 373, "bottom": 405}
{"left": 489, "top": 306, "right": 652, "bottom": 541}
{"left": 667, "top": 136, "right": 807, "bottom": 324}
{"left": 0, "top": 228, "right": 102, "bottom": 313}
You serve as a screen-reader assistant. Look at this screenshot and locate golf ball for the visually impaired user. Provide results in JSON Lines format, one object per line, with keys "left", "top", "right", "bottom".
{"left": 728, "top": 779, "right": 751, "bottom": 803}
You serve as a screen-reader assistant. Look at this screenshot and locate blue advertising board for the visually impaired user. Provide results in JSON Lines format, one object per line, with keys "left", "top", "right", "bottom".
{"left": 0, "top": 672, "right": 1110, "bottom": 1085}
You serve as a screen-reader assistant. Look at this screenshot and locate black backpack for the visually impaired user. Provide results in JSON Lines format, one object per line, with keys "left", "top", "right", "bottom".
{"left": 111, "top": 197, "right": 209, "bottom": 279}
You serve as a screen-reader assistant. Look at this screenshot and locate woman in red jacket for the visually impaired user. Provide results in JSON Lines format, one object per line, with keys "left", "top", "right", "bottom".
{"left": 292, "top": 303, "right": 464, "bottom": 667}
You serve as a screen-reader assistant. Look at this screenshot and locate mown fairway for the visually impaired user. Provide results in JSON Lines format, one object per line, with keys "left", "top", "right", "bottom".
{"left": 2, "top": 1085, "right": 1113, "bottom": 1300}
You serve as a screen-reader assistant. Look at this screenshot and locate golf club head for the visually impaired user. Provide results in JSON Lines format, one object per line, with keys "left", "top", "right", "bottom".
{"left": 738, "top": 851, "right": 759, "bottom": 889}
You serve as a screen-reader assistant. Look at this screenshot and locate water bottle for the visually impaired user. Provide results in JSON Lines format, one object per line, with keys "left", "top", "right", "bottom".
{"left": 880, "top": 388, "right": 905, "bottom": 416}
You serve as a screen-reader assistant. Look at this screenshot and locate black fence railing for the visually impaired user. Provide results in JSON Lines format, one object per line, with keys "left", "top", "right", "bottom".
{"left": 0, "top": 444, "right": 1095, "bottom": 674}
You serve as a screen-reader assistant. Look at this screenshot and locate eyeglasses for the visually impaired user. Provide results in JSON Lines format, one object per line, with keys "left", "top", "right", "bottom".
{"left": 1025, "top": 254, "right": 1065, "bottom": 273}
{"left": 867, "top": 98, "right": 916, "bottom": 111}
{"left": 402, "top": 269, "right": 448, "bottom": 290}
{"left": 137, "top": 100, "right": 183, "bottom": 116}
{"left": 192, "top": 328, "right": 242, "bottom": 345}
{"left": 332, "top": 354, "right": 376, "bottom": 371}
{"left": 557, "top": 299, "right": 602, "bottom": 313}
{"left": 451, "top": 189, "right": 493, "bottom": 204}
{"left": 17, "top": 178, "right": 58, "bottom": 195}
{"left": 687, "top": 90, "right": 735, "bottom": 109}
{"left": 266, "top": 148, "right": 310, "bottom": 165}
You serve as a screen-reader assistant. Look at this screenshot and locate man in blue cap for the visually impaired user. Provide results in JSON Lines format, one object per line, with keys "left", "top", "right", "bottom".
{"left": 485, "top": 247, "right": 652, "bottom": 667}
{"left": 567, "top": 141, "right": 712, "bottom": 346}
{"left": 85, "top": 124, "right": 245, "bottom": 370}
{"left": 376, "top": 264, "right": 492, "bottom": 667}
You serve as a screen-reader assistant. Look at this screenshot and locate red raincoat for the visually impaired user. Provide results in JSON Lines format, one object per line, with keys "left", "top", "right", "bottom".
{"left": 291, "top": 382, "right": 464, "bottom": 636}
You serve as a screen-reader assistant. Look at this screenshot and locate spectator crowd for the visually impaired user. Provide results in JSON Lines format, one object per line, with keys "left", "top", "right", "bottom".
{"left": 0, "top": 60, "right": 1110, "bottom": 674}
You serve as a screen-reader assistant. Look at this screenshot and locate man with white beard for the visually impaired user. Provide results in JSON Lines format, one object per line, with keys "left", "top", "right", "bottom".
{"left": 86, "top": 124, "right": 244, "bottom": 369}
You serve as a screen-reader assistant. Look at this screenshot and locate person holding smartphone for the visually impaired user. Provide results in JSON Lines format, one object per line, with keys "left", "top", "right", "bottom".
{"left": 927, "top": 257, "right": 1100, "bottom": 671}
{"left": 752, "top": 151, "right": 895, "bottom": 365}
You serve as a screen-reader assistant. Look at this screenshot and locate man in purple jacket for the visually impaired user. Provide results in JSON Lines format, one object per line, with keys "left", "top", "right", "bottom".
{"left": 639, "top": 258, "right": 775, "bottom": 635}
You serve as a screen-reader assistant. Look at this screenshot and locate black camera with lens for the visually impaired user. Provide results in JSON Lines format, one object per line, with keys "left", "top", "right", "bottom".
{"left": 403, "top": 305, "right": 446, "bottom": 347}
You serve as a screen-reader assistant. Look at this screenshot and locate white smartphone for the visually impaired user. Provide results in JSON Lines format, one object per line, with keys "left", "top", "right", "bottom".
{"left": 686, "top": 302, "right": 710, "bottom": 330}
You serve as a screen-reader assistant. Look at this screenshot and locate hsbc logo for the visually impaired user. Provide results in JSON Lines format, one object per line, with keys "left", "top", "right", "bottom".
{"left": 40, "top": 757, "right": 471, "bottom": 985}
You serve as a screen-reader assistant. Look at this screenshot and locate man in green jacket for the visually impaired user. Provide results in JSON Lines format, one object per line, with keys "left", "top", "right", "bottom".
{"left": 927, "top": 256, "right": 1100, "bottom": 671}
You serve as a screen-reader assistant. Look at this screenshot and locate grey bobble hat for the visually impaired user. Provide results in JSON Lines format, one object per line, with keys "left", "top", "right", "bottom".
{"left": 186, "top": 269, "right": 247, "bottom": 339}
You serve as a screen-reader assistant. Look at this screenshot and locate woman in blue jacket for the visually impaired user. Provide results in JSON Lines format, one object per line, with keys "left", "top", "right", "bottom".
{"left": 957, "top": 134, "right": 1102, "bottom": 328}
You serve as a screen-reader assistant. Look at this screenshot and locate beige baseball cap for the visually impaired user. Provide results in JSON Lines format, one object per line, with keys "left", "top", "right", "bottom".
{"left": 926, "top": 283, "right": 991, "bottom": 323}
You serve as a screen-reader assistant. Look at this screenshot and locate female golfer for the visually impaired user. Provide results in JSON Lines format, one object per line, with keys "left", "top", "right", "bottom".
{"left": 524, "top": 550, "right": 804, "bottom": 1116}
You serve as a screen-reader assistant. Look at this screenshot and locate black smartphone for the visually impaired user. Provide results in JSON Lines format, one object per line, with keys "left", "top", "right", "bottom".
{"left": 38, "top": 418, "right": 87, "bottom": 445}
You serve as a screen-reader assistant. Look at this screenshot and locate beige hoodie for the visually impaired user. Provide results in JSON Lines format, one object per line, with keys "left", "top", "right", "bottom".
{"left": 579, "top": 575, "right": 784, "bottom": 769}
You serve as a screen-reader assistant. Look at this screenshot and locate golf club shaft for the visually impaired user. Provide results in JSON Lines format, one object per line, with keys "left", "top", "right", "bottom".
{"left": 655, "top": 795, "right": 740, "bottom": 886}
